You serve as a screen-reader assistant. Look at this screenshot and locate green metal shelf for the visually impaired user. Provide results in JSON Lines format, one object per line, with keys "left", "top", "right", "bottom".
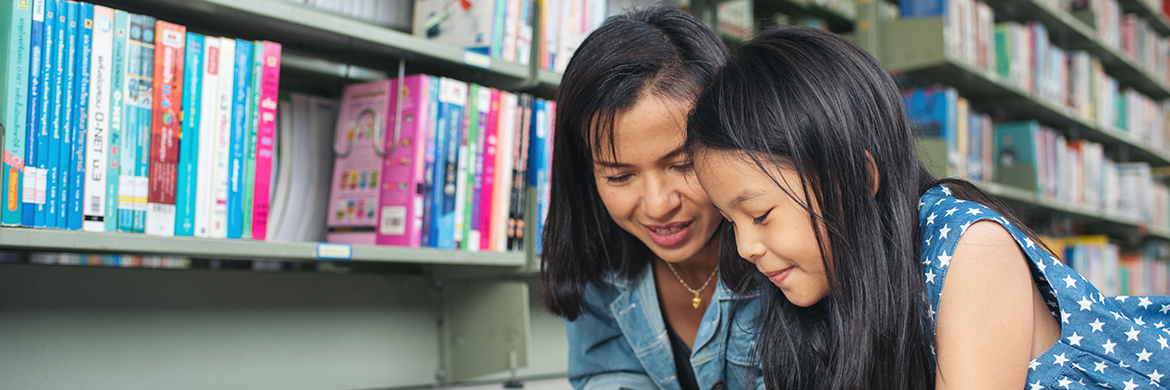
{"left": 983, "top": 0, "right": 1170, "bottom": 100}
{"left": 977, "top": 182, "right": 1170, "bottom": 240}
{"left": 0, "top": 228, "right": 527, "bottom": 266}
{"left": 760, "top": 0, "right": 857, "bottom": 31}
{"left": 1117, "top": 0, "right": 1170, "bottom": 37}
{"left": 92, "top": 0, "right": 558, "bottom": 99}
{"left": 884, "top": 17, "right": 1170, "bottom": 166}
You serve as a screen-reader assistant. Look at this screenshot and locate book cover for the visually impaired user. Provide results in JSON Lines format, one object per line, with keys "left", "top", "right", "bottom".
{"left": 455, "top": 84, "right": 480, "bottom": 249}
{"left": 420, "top": 75, "right": 440, "bottom": 247}
{"left": 226, "top": 39, "right": 252, "bottom": 239}
{"left": 902, "top": 86, "right": 958, "bottom": 174}
{"left": 194, "top": 36, "right": 219, "bottom": 238}
{"left": 144, "top": 20, "right": 184, "bottom": 237}
{"left": 507, "top": 93, "right": 532, "bottom": 251}
{"left": 250, "top": 41, "right": 280, "bottom": 241}
{"left": 118, "top": 13, "right": 155, "bottom": 233}
{"left": 82, "top": 5, "right": 112, "bottom": 232}
{"left": 209, "top": 37, "right": 234, "bottom": 239}
{"left": 174, "top": 32, "right": 202, "bottom": 236}
{"left": 103, "top": 9, "right": 126, "bottom": 232}
{"left": 375, "top": 75, "right": 432, "bottom": 247}
{"left": 992, "top": 120, "right": 1040, "bottom": 193}
{"left": 1, "top": 0, "right": 31, "bottom": 226}
{"left": 434, "top": 77, "right": 467, "bottom": 249}
{"left": 478, "top": 89, "right": 499, "bottom": 251}
{"left": 412, "top": 0, "right": 497, "bottom": 55}
{"left": 490, "top": 91, "right": 517, "bottom": 251}
{"left": 241, "top": 41, "right": 262, "bottom": 239}
{"left": 466, "top": 85, "right": 492, "bottom": 251}
{"left": 68, "top": 1, "right": 91, "bottom": 231}
{"left": 21, "top": 0, "right": 44, "bottom": 227}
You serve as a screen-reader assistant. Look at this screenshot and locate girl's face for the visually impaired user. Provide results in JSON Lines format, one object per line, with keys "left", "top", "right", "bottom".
{"left": 695, "top": 149, "right": 831, "bottom": 306}
{"left": 592, "top": 96, "right": 722, "bottom": 264}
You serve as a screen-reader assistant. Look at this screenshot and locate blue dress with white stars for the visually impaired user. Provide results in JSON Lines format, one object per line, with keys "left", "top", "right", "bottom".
{"left": 919, "top": 184, "right": 1170, "bottom": 390}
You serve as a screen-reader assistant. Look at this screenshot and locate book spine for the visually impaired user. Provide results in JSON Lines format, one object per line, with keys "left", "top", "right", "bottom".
{"left": 436, "top": 78, "right": 467, "bottom": 250}
{"left": 226, "top": 39, "right": 252, "bottom": 239}
{"left": 104, "top": 9, "right": 125, "bottom": 232}
{"left": 1, "top": 0, "right": 31, "bottom": 226}
{"left": 492, "top": 0, "right": 507, "bottom": 58}
{"left": 466, "top": 86, "right": 490, "bottom": 251}
{"left": 32, "top": 0, "right": 55, "bottom": 228}
{"left": 502, "top": 0, "right": 520, "bottom": 62}
{"left": 455, "top": 84, "right": 479, "bottom": 249}
{"left": 21, "top": 0, "right": 44, "bottom": 227}
{"left": 132, "top": 16, "right": 156, "bottom": 233}
{"left": 536, "top": 100, "right": 552, "bottom": 254}
{"left": 209, "top": 38, "right": 234, "bottom": 239}
{"left": 374, "top": 75, "right": 429, "bottom": 247}
{"left": 508, "top": 94, "right": 532, "bottom": 251}
{"left": 517, "top": 0, "right": 532, "bottom": 66}
{"left": 49, "top": 1, "right": 75, "bottom": 229}
{"left": 194, "top": 36, "right": 219, "bottom": 238}
{"left": 174, "top": 32, "right": 202, "bottom": 236}
{"left": 119, "top": 14, "right": 154, "bottom": 233}
{"left": 241, "top": 40, "right": 263, "bottom": 239}
{"left": 420, "top": 76, "right": 439, "bottom": 247}
{"left": 44, "top": 0, "right": 67, "bottom": 228}
{"left": 491, "top": 91, "right": 516, "bottom": 251}
{"left": 83, "top": 5, "right": 111, "bottom": 232}
{"left": 68, "top": 1, "right": 90, "bottom": 231}
{"left": 250, "top": 41, "right": 279, "bottom": 241}
{"left": 478, "top": 89, "right": 499, "bottom": 251}
{"left": 144, "top": 21, "right": 184, "bottom": 237}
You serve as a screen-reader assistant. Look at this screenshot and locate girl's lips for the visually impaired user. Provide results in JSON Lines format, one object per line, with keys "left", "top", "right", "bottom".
{"left": 645, "top": 221, "right": 693, "bottom": 247}
{"left": 765, "top": 266, "right": 794, "bottom": 286}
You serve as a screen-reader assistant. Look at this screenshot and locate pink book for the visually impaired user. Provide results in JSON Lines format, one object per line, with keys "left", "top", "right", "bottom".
{"left": 478, "top": 89, "right": 500, "bottom": 251}
{"left": 326, "top": 75, "right": 431, "bottom": 247}
{"left": 250, "top": 41, "right": 281, "bottom": 240}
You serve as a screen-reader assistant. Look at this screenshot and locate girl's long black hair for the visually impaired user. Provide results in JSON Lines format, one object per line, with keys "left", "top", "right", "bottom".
{"left": 539, "top": 7, "right": 751, "bottom": 320}
{"left": 686, "top": 26, "right": 1044, "bottom": 389}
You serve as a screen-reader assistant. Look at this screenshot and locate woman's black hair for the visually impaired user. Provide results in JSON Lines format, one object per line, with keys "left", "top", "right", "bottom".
{"left": 540, "top": 7, "right": 742, "bottom": 320}
{"left": 685, "top": 26, "right": 1045, "bottom": 389}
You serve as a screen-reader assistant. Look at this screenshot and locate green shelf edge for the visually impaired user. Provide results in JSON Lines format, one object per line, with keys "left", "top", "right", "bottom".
{"left": 1117, "top": 0, "right": 1170, "bottom": 37}
{"left": 0, "top": 228, "right": 527, "bottom": 266}
{"left": 977, "top": 182, "right": 1170, "bottom": 240}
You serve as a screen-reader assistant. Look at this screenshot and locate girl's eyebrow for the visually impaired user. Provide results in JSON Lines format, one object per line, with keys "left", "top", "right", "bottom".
{"left": 730, "top": 188, "right": 770, "bottom": 208}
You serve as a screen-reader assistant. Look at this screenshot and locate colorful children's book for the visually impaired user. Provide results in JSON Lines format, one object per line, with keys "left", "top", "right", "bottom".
{"left": 491, "top": 91, "right": 517, "bottom": 251}
{"left": 82, "top": 5, "right": 112, "bottom": 232}
{"left": 22, "top": 0, "right": 45, "bottom": 227}
{"left": 434, "top": 77, "right": 467, "bottom": 249}
{"left": 478, "top": 89, "right": 499, "bottom": 251}
{"left": 412, "top": 0, "right": 498, "bottom": 56}
{"left": 118, "top": 13, "right": 155, "bottom": 233}
{"left": 175, "top": 32, "right": 202, "bottom": 236}
{"left": 227, "top": 39, "right": 252, "bottom": 239}
{"left": 209, "top": 37, "right": 234, "bottom": 239}
{"left": 103, "top": 9, "right": 126, "bottom": 232}
{"left": 144, "top": 20, "right": 184, "bottom": 237}
{"left": 0, "top": 0, "right": 32, "bottom": 226}
{"left": 68, "top": 1, "right": 91, "bottom": 231}
{"left": 250, "top": 40, "right": 280, "bottom": 241}
{"left": 466, "top": 85, "right": 492, "bottom": 251}
{"left": 194, "top": 36, "right": 220, "bottom": 238}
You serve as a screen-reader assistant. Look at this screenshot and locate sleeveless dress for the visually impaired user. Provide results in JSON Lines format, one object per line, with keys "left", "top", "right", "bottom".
{"left": 919, "top": 184, "right": 1170, "bottom": 389}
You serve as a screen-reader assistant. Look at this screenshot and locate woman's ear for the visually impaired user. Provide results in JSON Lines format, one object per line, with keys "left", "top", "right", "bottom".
{"left": 865, "top": 151, "right": 880, "bottom": 197}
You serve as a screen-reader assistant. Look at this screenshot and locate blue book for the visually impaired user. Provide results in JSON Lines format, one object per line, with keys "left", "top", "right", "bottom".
{"left": 1, "top": 0, "right": 32, "bottom": 226}
{"left": 22, "top": 0, "right": 45, "bottom": 227}
{"left": 34, "top": 0, "right": 57, "bottom": 227}
{"left": 121, "top": 14, "right": 153, "bottom": 233}
{"left": 105, "top": 9, "right": 127, "bottom": 232}
{"left": 899, "top": 0, "right": 945, "bottom": 18}
{"left": 226, "top": 39, "right": 253, "bottom": 239}
{"left": 67, "top": 1, "right": 90, "bottom": 231}
{"left": 45, "top": 0, "right": 68, "bottom": 228}
{"left": 56, "top": 0, "right": 77, "bottom": 230}
{"left": 529, "top": 98, "right": 549, "bottom": 254}
{"left": 175, "top": 32, "right": 203, "bottom": 236}
{"left": 421, "top": 76, "right": 439, "bottom": 247}
{"left": 434, "top": 78, "right": 467, "bottom": 249}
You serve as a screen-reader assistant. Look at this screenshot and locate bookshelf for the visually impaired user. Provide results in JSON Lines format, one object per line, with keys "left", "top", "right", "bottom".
{"left": 1116, "top": 0, "right": 1170, "bottom": 36}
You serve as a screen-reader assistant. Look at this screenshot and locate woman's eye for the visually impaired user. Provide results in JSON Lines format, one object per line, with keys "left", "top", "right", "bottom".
{"left": 752, "top": 209, "right": 772, "bottom": 225}
{"left": 671, "top": 162, "right": 694, "bottom": 172}
{"left": 606, "top": 175, "right": 632, "bottom": 184}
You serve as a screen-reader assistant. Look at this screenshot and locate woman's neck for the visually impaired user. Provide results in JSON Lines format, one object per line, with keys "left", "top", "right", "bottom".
{"left": 655, "top": 236, "right": 720, "bottom": 280}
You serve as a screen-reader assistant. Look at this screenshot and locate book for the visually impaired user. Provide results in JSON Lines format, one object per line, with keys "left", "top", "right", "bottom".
{"left": 227, "top": 39, "right": 252, "bottom": 239}
{"left": 119, "top": 13, "right": 155, "bottom": 233}
{"left": 530, "top": 98, "right": 551, "bottom": 254}
{"left": 250, "top": 41, "right": 280, "bottom": 241}
{"left": 241, "top": 41, "right": 262, "bottom": 239}
{"left": 0, "top": 0, "right": 32, "bottom": 226}
{"left": 209, "top": 37, "right": 234, "bottom": 239}
{"left": 174, "top": 32, "right": 202, "bottom": 236}
{"left": 68, "top": 1, "right": 91, "bottom": 231}
{"left": 434, "top": 77, "right": 467, "bottom": 249}
{"left": 194, "top": 36, "right": 219, "bottom": 238}
{"left": 420, "top": 76, "right": 440, "bottom": 246}
{"left": 267, "top": 98, "right": 291, "bottom": 240}
{"left": 32, "top": 0, "right": 56, "bottom": 228}
{"left": 992, "top": 120, "right": 1041, "bottom": 193}
{"left": 46, "top": 0, "right": 69, "bottom": 228}
{"left": 143, "top": 20, "right": 183, "bottom": 237}
{"left": 507, "top": 93, "right": 532, "bottom": 251}
{"left": 491, "top": 91, "right": 517, "bottom": 251}
{"left": 103, "top": 9, "right": 126, "bottom": 232}
{"left": 902, "top": 86, "right": 959, "bottom": 175}
{"left": 22, "top": 0, "right": 45, "bottom": 227}
{"left": 455, "top": 84, "right": 480, "bottom": 249}
{"left": 412, "top": 0, "right": 497, "bottom": 56}
{"left": 82, "top": 5, "right": 112, "bottom": 232}
{"left": 478, "top": 89, "right": 499, "bottom": 251}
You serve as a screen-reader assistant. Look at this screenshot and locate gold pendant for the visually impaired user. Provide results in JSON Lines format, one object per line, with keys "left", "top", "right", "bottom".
{"left": 692, "top": 292, "right": 701, "bottom": 309}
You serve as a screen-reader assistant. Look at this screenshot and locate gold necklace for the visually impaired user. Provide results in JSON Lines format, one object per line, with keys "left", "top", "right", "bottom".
{"left": 664, "top": 261, "right": 719, "bottom": 309}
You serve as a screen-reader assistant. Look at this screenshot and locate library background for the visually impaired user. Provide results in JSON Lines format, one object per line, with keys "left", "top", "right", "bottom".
{"left": 1, "top": 0, "right": 1169, "bottom": 388}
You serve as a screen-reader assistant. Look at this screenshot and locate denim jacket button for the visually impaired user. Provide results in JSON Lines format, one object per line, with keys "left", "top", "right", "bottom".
{"left": 711, "top": 380, "right": 726, "bottom": 390}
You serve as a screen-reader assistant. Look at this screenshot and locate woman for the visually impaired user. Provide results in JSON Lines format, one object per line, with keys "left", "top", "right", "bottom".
{"left": 540, "top": 7, "right": 764, "bottom": 390}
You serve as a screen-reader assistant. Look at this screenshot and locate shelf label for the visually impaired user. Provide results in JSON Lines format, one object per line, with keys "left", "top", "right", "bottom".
{"left": 316, "top": 243, "right": 353, "bottom": 260}
{"left": 463, "top": 51, "right": 492, "bottom": 70}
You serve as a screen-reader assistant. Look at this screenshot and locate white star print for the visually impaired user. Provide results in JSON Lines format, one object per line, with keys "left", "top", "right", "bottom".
{"left": 1158, "top": 335, "right": 1168, "bottom": 349}
{"left": 942, "top": 186, "right": 951, "bottom": 195}
{"left": 945, "top": 207, "right": 958, "bottom": 216}
{"left": 925, "top": 270, "right": 936, "bottom": 284}
{"left": 1068, "top": 333, "right": 1083, "bottom": 346}
{"left": 1140, "top": 297, "right": 1154, "bottom": 308}
{"left": 1029, "top": 359, "right": 1041, "bottom": 370}
{"left": 1037, "top": 260, "right": 1047, "bottom": 272}
{"left": 927, "top": 212, "right": 936, "bottom": 224}
{"left": 938, "top": 251, "right": 951, "bottom": 268}
{"left": 1091, "top": 318, "right": 1106, "bottom": 332}
{"left": 1058, "top": 378, "right": 1072, "bottom": 389}
{"left": 1152, "top": 370, "right": 1164, "bottom": 383}
{"left": 1136, "top": 317, "right": 1146, "bottom": 326}
{"left": 919, "top": 200, "right": 925, "bottom": 209}
{"left": 1030, "top": 381, "right": 1045, "bottom": 390}
{"left": 1124, "top": 379, "right": 1138, "bottom": 390}
{"left": 1161, "top": 304, "right": 1170, "bottom": 314}
{"left": 1098, "top": 383, "right": 1111, "bottom": 388}
{"left": 1053, "top": 353, "right": 1069, "bottom": 366}
{"left": 966, "top": 208, "right": 982, "bottom": 215}
{"left": 1061, "top": 310, "right": 1071, "bottom": 323}
{"left": 960, "top": 221, "right": 973, "bottom": 234}
{"left": 1073, "top": 363, "right": 1086, "bottom": 371}
{"left": 1103, "top": 339, "right": 1117, "bottom": 354}
{"left": 954, "top": 199, "right": 966, "bottom": 203}
{"left": 927, "top": 305, "right": 936, "bottom": 319}
{"left": 1157, "top": 322, "right": 1166, "bottom": 329}
{"left": 1064, "top": 275, "right": 1078, "bottom": 289}
{"left": 925, "top": 235, "right": 932, "bottom": 246}
{"left": 1126, "top": 327, "right": 1141, "bottom": 341}
{"left": 1024, "top": 237, "right": 1035, "bottom": 248}
{"left": 1120, "top": 361, "right": 1131, "bottom": 368}
{"left": 935, "top": 198, "right": 945, "bottom": 206}
{"left": 1095, "top": 361, "right": 1108, "bottom": 372}
{"left": 938, "top": 225, "right": 951, "bottom": 239}
{"left": 1117, "top": 296, "right": 1129, "bottom": 302}
{"left": 1079, "top": 296, "right": 1093, "bottom": 311}
{"left": 1137, "top": 349, "right": 1153, "bottom": 362}
{"left": 1113, "top": 311, "right": 1127, "bottom": 320}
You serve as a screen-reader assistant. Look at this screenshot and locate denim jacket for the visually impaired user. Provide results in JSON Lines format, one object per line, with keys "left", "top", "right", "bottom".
{"left": 566, "top": 262, "right": 765, "bottom": 390}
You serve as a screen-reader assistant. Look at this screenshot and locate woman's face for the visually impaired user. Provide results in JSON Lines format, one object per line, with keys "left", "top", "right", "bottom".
{"left": 592, "top": 96, "right": 722, "bottom": 264}
{"left": 694, "top": 149, "right": 831, "bottom": 307}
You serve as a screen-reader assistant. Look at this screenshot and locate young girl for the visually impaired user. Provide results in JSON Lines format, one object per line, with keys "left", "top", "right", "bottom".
{"left": 541, "top": 7, "right": 764, "bottom": 390}
{"left": 686, "top": 26, "right": 1170, "bottom": 389}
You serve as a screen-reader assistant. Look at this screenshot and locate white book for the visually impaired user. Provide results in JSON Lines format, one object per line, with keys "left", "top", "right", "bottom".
{"left": 83, "top": 6, "right": 115, "bottom": 232}
{"left": 194, "top": 37, "right": 220, "bottom": 238}
{"left": 276, "top": 94, "right": 312, "bottom": 241}
{"left": 267, "top": 99, "right": 293, "bottom": 240}
{"left": 210, "top": 38, "right": 235, "bottom": 239}
{"left": 493, "top": 92, "right": 517, "bottom": 251}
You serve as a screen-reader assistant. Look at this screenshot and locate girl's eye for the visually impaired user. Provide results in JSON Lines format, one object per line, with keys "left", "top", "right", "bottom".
{"left": 671, "top": 162, "right": 694, "bottom": 172}
{"left": 752, "top": 209, "right": 772, "bottom": 225}
{"left": 606, "top": 174, "right": 632, "bottom": 184}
